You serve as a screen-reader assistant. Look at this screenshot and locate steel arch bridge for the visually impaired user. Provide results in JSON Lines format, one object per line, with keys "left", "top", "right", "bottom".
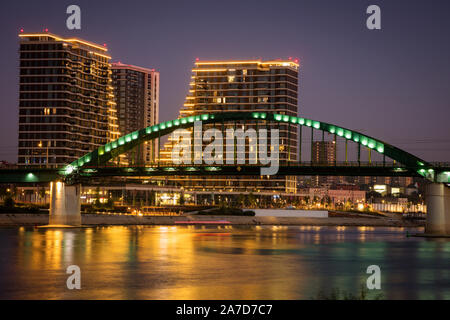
{"left": 2, "top": 112, "right": 450, "bottom": 184}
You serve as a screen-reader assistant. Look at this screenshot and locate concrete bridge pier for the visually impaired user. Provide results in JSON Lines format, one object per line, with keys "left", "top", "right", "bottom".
{"left": 48, "top": 181, "right": 81, "bottom": 226}
{"left": 425, "top": 183, "right": 450, "bottom": 236}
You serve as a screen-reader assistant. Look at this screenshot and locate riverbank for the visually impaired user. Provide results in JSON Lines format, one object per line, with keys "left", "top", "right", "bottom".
{"left": 0, "top": 213, "right": 425, "bottom": 227}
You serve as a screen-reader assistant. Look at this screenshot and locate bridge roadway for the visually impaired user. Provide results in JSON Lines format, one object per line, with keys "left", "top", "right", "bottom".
{"left": 1, "top": 161, "right": 450, "bottom": 236}
{"left": 2, "top": 161, "right": 449, "bottom": 184}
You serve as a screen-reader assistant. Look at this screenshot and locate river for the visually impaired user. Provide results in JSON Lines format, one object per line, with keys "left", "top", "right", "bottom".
{"left": 0, "top": 225, "right": 449, "bottom": 299}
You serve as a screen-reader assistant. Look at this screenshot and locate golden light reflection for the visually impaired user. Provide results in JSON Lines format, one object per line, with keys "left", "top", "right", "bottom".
{"left": 9, "top": 226, "right": 425, "bottom": 299}
{"left": 56, "top": 181, "right": 62, "bottom": 194}
{"left": 84, "top": 228, "right": 93, "bottom": 261}
{"left": 45, "top": 230, "right": 63, "bottom": 269}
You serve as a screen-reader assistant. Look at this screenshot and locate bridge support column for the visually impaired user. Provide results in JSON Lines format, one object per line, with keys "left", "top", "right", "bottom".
{"left": 48, "top": 181, "right": 81, "bottom": 226}
{"left": 425, "top": 183, "right": 450, "bottom": 236}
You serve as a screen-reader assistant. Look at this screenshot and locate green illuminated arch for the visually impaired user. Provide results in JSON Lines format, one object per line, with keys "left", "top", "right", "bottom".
{"left": 63, "top": 112, "right": 433, "bottom": 179}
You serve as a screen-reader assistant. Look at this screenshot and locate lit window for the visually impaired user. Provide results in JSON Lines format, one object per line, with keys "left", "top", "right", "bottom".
{"left": 258, "top": 97, "right": 268, "bottom": 103}
{"left": 227, "top": 76, "right": 235, "bottom": 82}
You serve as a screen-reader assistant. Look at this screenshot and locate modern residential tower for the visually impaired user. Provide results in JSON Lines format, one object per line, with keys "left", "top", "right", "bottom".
{"left": 111, "top": 62, "right": 159, "bottom": 164}
{"left": 312, "top": 141, "right": 336, "bottom": 186}
{"left": 17, "top": 32, "right": 119, "bottom": 167}
{"left": 160, "top": 59, "right": 299, "bottom": 194}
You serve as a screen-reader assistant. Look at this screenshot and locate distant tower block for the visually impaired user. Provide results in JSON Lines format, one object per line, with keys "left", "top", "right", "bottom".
{"left": 111, "top": 63, "right": 160, "bottom": 165}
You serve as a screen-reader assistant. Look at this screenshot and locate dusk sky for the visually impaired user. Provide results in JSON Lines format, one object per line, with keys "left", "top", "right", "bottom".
{"left": 1, "top": 0, "right": 449, "bottom": 162}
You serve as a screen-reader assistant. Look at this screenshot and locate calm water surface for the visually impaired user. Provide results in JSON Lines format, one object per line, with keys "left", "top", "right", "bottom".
{"left": 0, "top": 225, "right": 449, "bottom": 300}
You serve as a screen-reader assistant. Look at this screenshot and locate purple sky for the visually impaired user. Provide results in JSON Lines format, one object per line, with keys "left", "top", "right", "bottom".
{"left": 1, "top": 0, "right": 449, "bottom": 162}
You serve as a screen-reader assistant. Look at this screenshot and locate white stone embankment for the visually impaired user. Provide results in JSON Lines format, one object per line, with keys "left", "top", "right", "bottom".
{"left": 0, "top": 213, "right": 424, "bottom": 227}
{"left": 250, "top": 209, "right": 328, "bottom": 218}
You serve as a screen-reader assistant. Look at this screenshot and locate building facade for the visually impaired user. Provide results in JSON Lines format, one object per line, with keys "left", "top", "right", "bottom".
{"left": 18, "top": 32, "right": 119, "bottom": 167}
{"left": 312, "top": 141, "right": 336, "bottom": 186}
{"left": 111, "top": 62, "right": 159, "bottom": 164}
{"left": 299, "top": 187, "right": 366, "bottom": 204}
{"left": 160, "top": 59, "right": 299, "bottom": 193}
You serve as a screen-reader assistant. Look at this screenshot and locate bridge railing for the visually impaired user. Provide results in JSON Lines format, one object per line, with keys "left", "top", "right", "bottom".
{"left": 78, "top": 161, "right": 407, "bottom": 169}
{"left": 429, "top": 162, "right": 450, "bottom": 168}
{"left": 4, "top": 161, "right": 446, "bottom": 173}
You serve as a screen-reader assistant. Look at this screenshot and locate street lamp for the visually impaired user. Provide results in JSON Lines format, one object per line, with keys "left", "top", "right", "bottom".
{"left": 38, "top": 141, "right": 49, "bottom": 168}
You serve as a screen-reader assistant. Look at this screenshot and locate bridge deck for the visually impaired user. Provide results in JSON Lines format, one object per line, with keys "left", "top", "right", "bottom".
{"left": 2, "top": 161, "right": 447, "bottom": 184}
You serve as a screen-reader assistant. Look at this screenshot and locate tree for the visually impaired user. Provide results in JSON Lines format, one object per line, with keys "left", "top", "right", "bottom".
{"left": 313, "top": 196, "right": 319, "bottom": 205}
{"left": 367, "top": 191, "right": 381, "bottom": 199}
{"left": 408, "top": 192, "right": 420, "bottom": 205}
{"left": 95, "top": 187, "right": 101, "bottom": 202}
{"left": 38, "top": 187, "right": 46, "bottom": 203}
{"left": 326, "top": 196, "right": 332, "bottom": 208}
{"left": 345, "top": 199, "right": 353, "bottom": 211}
{"left": 320, "top": 197, "right": 325, "bottom": 206}
{"left": 4, "top": 197, "right": 14, "bottom": 208}
{"left": 179, "top": 193, "right": 185, "bottom": 206}
{"left": 247, "top": 193, "right": 257, "bottom": 207}
{"left": 8, "top": 186, "right": 18, "bottom": 199}
{"left": 0, "top": 186, "right": 7, "bottom": 199}
{"left": 106, "top": 197, "right": 114, "bottom": 209}
{"left": 304, "top": 196, "right": 310, "bottom": 205}
{"left": 237, "top": 193, "right": 245, "bottom": 207}
{"left": 149, "top": 190, "right": 156, "bottom": 206}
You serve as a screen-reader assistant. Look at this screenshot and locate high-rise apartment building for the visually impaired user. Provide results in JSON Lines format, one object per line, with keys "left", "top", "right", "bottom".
{"left": 111, "top": 62, "right": 159, "bottom": 164}
{"left": 312, "top": 141, "right": 336, "bottom": 164}
{"left": 18, "top": 32, "right": 119, "bottom": 167}
{"left": 160, "top": 59, "right": 299, "bottom": 194}
{"left": 312, "top": 141, "right": 336, "bottom": 186}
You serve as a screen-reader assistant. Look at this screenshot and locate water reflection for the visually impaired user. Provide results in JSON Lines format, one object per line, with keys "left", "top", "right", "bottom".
{"left": 0, "top": 226, "right": 449, "bottom": 299}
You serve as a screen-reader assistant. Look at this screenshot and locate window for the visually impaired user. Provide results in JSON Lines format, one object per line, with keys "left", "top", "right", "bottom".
{"left": 258, "top": 97, "right": 268, "bottom": 103}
